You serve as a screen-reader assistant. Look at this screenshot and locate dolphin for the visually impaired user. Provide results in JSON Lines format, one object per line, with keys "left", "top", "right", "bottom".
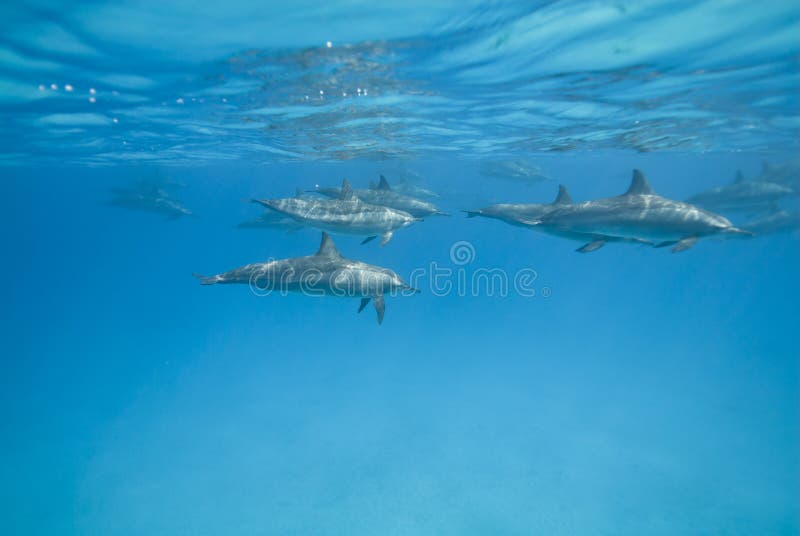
{"left": 465, "top": 185, "right": 652, "bottom": 251}
{"left": 193, "top": 232, "right": 417, "bottom": 324}
{"left": 237, "top": 189, "right": 309, "bottom": 232}
{"left": 478, "top": 159, "right": 552, "bottom": 186}
{"left": 314, "top": 175, "right": 448, "bottom": 217}
{"left": 740, "top": 209, "right": 800, "bottom": 236}
{"left": 253, "top": 179, "right": 419, "bottom": 246}
{"left": 758, "top": 159, "right": 800, "bottom": 191}
{"left": 106, "top": 184, "right": 193, "bottom": 220}
{"left": 371, "top": 172, "right": 440, "bottom": 199}
{"left": 236, "top": 211, "right": 307, "bottom": 232}
{"left": 523, "top": 170, "right": 752, "bottom": 253}
{"left": 385, "top": 180, "right": 440, "bottom": 200}
{"left": 686, "top": 171, "right": 795, "bottom": 211}
{"left": 465, "top": 185, "right": 573, "bottom": 228}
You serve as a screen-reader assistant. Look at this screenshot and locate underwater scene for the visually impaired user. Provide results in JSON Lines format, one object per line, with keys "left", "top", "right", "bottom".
{"left": 2, "top": 1, "right": 799, "bottom": 534}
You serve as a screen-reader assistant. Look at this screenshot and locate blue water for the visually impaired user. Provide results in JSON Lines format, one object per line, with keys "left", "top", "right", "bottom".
{"left": 2, "top": 2, "right": 800, "bottom": 535}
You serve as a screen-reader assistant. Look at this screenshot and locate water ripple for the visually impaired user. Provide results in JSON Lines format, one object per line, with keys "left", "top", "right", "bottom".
{"left": 0, "top": 0, "right": 798, "bottom": 165}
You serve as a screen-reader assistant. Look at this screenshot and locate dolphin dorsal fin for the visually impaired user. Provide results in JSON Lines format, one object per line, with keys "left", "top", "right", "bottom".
{"left": 339, "top": 179, "right": 355, "bottom": 201}
{"left": 624, "top": 169, "right": 654, "bottom": 196}
{"left": 377, "top": 175, "right": 391, "bottom": 191}
{"left": 316, "top": 232, "right": 341, "bottom": 257}
{"left": 553, "top": 184, "right": 572, "bottom": 205}
{"left": 734, "top": 170, "right": 744, "bottom": 184}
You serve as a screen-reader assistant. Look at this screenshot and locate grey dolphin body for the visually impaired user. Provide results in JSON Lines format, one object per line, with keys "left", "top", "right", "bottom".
{"left": 686, "top": 171, "right": 795, "bottom": 211}
{"left": 466, "top": 185, "right": 651, "bottom": 252}
{"left": 254, "top": 179, "right": 418, "bottom": 246}
{"left": 194, "top": 232, "right": 417, "bottom": 324}
{"left": 741, "top": 209, "right": 800, "bottom": 236}
{"left": 106, "top": 185, "right": 193, "bottom": 220}
{"left": 529, "top": 170, "right": 751, "bottom": 253}
{"left": 759, "top": 159, "right": 800, "bottom": 191}
{"left": 236, "top": 211, "right": 306, "bottom": 232}
{"left": 315, "top": 176, "right": 447, "bottom": 217}
{"left": 238, "top": 189, "right": 309, "bottom": 232}
{"left": 465, "top": 185, "right": 573, "bottom": 228}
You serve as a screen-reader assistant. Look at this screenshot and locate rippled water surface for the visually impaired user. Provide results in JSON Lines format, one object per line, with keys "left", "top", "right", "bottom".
{"left": 2, "top": 0, "right": 799, "bottom": 164}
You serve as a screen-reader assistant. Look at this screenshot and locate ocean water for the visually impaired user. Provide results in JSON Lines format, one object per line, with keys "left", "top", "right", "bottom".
{"left": 2, "top": 1, "right": 800, "bottom": 535}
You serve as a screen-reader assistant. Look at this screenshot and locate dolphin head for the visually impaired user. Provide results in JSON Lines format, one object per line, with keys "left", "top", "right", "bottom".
{"left": 391, "top": 272, "right": 420, "bottom": 295}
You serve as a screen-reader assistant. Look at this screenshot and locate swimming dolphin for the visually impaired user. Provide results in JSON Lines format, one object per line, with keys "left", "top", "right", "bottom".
{"left": 465, "top": 185, "right": 652, "bottom": 251}
{"left": 314, "top": 175, "right": 448, "bottom": 217}
{"left": 465, "top": 185, "right": 573, "bottom": 228}
{"left": 371, "top": 172, "right": 440, "bottom": 199}
{"left": 758, "top": 159, "right": 800, "bottom": 191}
{"left": 478, "top": 159, "right": 552, "bottom": 186}
{"left": 193, "top": 232, "right": 417, "bottom": 324}
{"left": 686, "top": 171, "right": 795, "bottom": 211}
{"left": 253, "top": 179, "right": 418, "bottom": 246}
{"left": 523, "top": 170, "right": 751, "bottom": 253}
{"left": 236, "top": 211, "right": 307, "bottom": 232}
{"left": 106, "top": 184, "right": 193, "bottom": 220}
{"left": 740, "top": 209, "right": 800, "bottom": 236}
{"left": 237, "top": 189, "right": 309, "bottom": 232}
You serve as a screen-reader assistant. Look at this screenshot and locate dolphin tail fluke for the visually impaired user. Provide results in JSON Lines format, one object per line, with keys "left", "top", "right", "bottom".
{"left": 373, "top": 294, "right": 385, "bottom": 325}
{"left": 357, "top": 297, "right": 371, "bottom": 313}
{"left": 193, "top": 273, "right": 219, "bottom": 285}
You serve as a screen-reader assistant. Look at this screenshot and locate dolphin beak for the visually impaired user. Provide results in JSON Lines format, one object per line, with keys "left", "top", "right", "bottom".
{"left": 724, "top": 227, "right": 755, "bottom": 238}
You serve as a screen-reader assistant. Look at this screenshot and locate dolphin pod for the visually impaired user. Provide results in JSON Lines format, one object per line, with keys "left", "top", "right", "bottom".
{"left": 253, "top": 179, "right": 419, "bottom": 247}
{"left": 467, "top": 170, "right": 752, "bottom": 253}
{"left": 185, "top": 164, "right": 792, "bottom": 324}
{"left": 314, "top": 175, "right": 449, "bottom": 218}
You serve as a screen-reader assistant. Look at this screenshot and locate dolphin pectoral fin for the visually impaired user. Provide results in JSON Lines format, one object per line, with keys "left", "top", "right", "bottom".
{"left": 373, "top": 294, "right": 385, "bottom": 325}
{"left": 358, "top": 297, "right": 371, "bottom": 313}
{"left": 361, "top": 235, "right": 377, "bottom": 245}
{"left": 671, "top": 237, "right": 698, "bottom": 253}
{"left": 380, "top": 232, "right": 393, "bottom": 247}
{"left": 576, "top": 240, "right": 605, "bottom": 253}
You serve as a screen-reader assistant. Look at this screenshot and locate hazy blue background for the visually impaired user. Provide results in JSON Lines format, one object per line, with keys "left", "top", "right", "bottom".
{"left": 3, "top": 153, "right": 799, "bottom": 534}
{"left": 2, "top": 0, "right": 799, "bottom": 534}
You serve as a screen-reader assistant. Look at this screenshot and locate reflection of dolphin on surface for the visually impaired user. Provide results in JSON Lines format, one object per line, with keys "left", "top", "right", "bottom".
{"left": 253, "top": 179, "right": 419, "bottom": 246}
{"left": 740, "top": 209, "right": 800, "bottom": 237}
{"left": 479, "top": 159, "right": 552, "bottom": 185}
{"left": 194, "top": 232, "right": 418, "bottom": 324}
{"left": 519, "top": 170, "right": 751, "bottom": 253}
{"left": 686, "top": 171, "right": 794, "bottom": 211}
{"left": 106, "top": 181, "right": 193, "bottom": 220}
{"left": 314, "top": 175, "right": 448, "bottom": 217}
